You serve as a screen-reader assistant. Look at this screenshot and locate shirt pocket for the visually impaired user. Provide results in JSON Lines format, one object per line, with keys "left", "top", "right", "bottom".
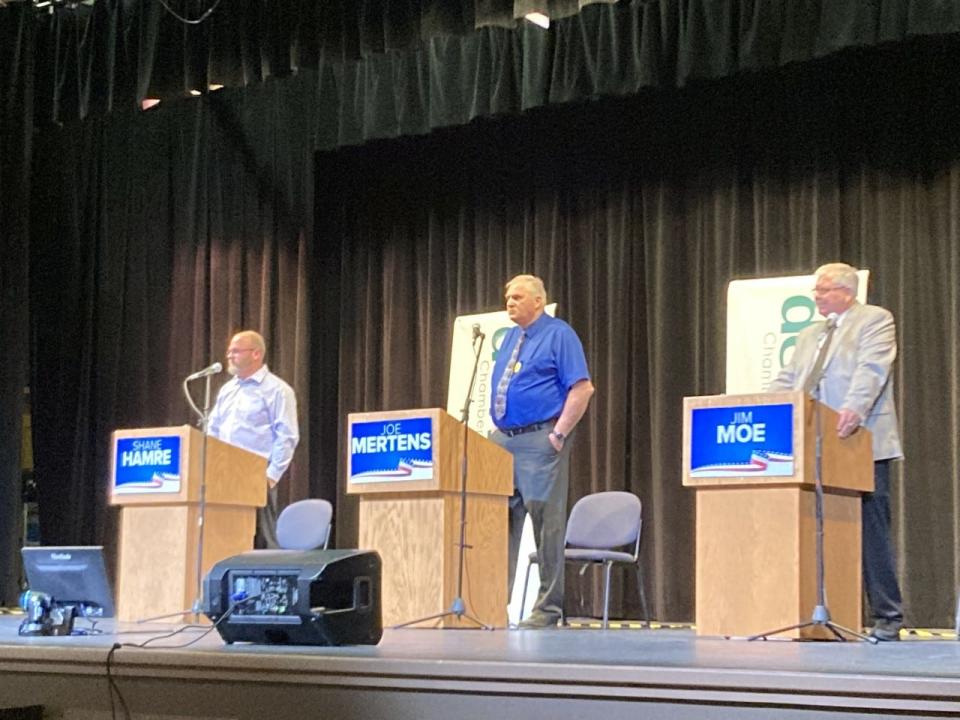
{"left": 237, "top": 393, "right": 270, "bottom": 427}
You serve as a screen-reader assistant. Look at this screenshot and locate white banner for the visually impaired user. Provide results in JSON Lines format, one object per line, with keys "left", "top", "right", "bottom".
{"left": 725, "top": 271, "right": 869, "bottom": 394}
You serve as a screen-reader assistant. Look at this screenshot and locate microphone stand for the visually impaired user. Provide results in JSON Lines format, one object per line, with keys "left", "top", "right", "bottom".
{"left": 137, "top": 371, "right": 215, "bottom": 624}
{"left": 749, "top": 380, "right": 875, "bottom": 643}
{"left": 394, "top": 329, "right": 492, "bottom": 630}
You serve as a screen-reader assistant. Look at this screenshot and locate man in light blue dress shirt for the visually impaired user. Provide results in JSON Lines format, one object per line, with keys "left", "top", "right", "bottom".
{"left": 208, "top": 330, "right": 299, "bottom": 548}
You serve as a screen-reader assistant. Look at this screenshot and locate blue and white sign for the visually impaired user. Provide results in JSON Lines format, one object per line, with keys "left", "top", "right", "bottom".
{"left": 350, "top": 417, "right": 434, "bottom": 483}
{"left": 690, "top": 403, "right": 794, "bottom": 478}
{"left": 114, "top": 436, "right": 182, "bottom": 494}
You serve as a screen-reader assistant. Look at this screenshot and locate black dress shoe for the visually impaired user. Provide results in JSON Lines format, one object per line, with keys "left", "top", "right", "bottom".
{"left": 869, "top": 622, "right": 902, "bottom": 642}
{"left": 517, "top": 610, "right": 560, "bottom": 629}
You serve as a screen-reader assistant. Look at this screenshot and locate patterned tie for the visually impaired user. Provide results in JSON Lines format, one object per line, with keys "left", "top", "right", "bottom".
{"left": 494, "top": 330, "right": 526, "bottom": 421}
{"left": 804, "top": 317, "right": 837, "bottom": 395}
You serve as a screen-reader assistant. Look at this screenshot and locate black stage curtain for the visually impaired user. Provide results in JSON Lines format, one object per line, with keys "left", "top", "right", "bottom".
{"left": 319, "top": 41, "right": 960, "bottom": 626}
{"left": 28, "top": 0, "right": 960, "bottom": 148}
{"left": 28, "top": 75, "right": 330, "bottom": 558}
{"left": 0, "top": 3, "right": 34, "bottom": 606}
{"left": 16, "top": 16, "right": 960, "bottom": 626}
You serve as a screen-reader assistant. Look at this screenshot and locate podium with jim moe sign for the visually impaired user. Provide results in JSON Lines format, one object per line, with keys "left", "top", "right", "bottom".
{"left": 682, "top": 391, "right": 873, "bottom": 639}
{"left": 346, "top": 408, "right": 513, "bottom": 628}
{"left": 109, "top": 425, "right": 267, "bottom": 621}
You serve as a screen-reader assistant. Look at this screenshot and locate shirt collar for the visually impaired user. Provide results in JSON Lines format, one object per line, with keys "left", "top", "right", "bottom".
{"left": 833, "top": 302, "right": 857, "bottom": 327}
{"left": 237, "top": 364, "right": 269, "bottom": 384}
{"left": 521, "top": 312, "right": 552, "bottom": 338}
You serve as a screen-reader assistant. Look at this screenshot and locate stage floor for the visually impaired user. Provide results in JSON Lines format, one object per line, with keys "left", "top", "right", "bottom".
{"left": 1, "top": 615, "right": 959, "bottom": 719}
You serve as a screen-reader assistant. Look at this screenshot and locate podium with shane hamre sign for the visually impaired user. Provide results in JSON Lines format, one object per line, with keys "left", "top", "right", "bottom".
{"left": 109, "top": 425, "right": 267, "bottom": 621}
{"left": 346, "top": 408, "right": 513, "bottom": 627}
{"left": 682, "top": 391, "right": 873, "bottom": 639}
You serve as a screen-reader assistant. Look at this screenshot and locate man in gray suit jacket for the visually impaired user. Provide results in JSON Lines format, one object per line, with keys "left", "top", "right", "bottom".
{"left": 768, "top": 262, "right": 903, "bottom": 641}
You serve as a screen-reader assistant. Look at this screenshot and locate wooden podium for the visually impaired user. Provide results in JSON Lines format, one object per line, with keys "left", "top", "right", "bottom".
{"left": 109, "top": 425, "right": 267, "bottom": 621}
{"left": 346, "top": 408, "right": 513, "bottom": 628}
{"left": 682, "top": 391, "right": 873, "bottom": 639}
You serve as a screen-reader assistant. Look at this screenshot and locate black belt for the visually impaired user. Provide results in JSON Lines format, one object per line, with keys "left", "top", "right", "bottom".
{"left": 500, "top": 419, "right": 556, "bottom": 437}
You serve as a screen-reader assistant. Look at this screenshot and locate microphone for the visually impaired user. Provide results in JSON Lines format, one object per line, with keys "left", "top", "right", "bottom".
{"left": 472, "top": 323, "right": 483, "bottom": 340}
{"left": 825, "top": 312, "right": 839, "bottom": 329}
{"left": 186, "top": 362, "right": 223, "bottom": 381}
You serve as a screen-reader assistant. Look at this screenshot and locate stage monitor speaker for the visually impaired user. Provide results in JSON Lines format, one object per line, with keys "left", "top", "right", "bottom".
{"left": 203, "top": 549, "right": 382, "bottom": 646}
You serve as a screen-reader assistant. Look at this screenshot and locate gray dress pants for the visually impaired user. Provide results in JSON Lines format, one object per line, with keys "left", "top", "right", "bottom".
{"left": 492, "top": 425, "right": 572, "bottom": 619}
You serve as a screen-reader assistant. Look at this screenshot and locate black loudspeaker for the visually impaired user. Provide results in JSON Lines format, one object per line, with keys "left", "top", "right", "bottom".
{"left": 203, "top": 549, "right": 382, "bottom": 646}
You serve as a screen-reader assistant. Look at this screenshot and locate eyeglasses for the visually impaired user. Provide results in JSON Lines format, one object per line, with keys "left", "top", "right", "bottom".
{"left": 812, "top": 285, "right": 847, "bottom": 295}
{"left": 226, "top": 348, "right": 256, "bottom": 356}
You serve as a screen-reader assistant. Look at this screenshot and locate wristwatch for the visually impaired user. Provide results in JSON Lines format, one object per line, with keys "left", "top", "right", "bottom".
{"left": 550, "top": 430, "right": 566, "bottom": 443}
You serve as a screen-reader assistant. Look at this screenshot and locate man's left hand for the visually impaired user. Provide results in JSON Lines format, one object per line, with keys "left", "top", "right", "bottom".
{"left": 836, "top": 408, "right": 862, "bottom": 438}
{"left": 548, "top": 432, "right": 565, "bottom": 452}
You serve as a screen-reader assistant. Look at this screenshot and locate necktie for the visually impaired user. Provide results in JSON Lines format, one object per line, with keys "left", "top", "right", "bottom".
{"left": 803, "top": 318, "right": 837, "bottom": 395}
{"left": 494, "top": 330, "right": 525, "bottom": 421}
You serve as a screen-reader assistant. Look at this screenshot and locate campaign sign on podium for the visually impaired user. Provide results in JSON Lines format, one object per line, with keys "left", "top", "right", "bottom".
{"left": 349, "top": 416, "right": 434, "bottom": 484}
{"left": 683, "top": 391, "right": 873, "bottom": 639}
{"left": 113, "top": 434, "right": 182, "bottom": 494}
{"left": 346, "top": 408, "right": 513, "bottom": 627}
{"left": 109, "top": 425, "right": 267, "bottom": 621}
{"left": 689, "top": 403, "right": 794, "bottom": 478}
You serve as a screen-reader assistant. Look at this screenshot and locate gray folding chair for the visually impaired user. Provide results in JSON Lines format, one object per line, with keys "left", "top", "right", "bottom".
{"left": 520, "top": 490, "right": 650, "bottom": 628}
{"left": 275, "top": 498, "right": 333, "bottom": 550}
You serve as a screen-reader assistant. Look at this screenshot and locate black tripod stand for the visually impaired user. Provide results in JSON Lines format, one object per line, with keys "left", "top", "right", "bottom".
{"left": 749, "top": 386, "right": 875, "bottom": 643}
{"left": 394, "top": 327, "right": 492, "bottom": 630}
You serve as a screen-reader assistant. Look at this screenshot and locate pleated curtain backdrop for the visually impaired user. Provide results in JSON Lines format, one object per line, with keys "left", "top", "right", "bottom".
{"left": 5, "top": 1, "right": 960, "bottom": 624}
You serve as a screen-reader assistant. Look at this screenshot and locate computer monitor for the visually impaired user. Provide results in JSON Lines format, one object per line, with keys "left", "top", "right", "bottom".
{"left": 21, "top": 546, "right": 115, "bottom": 618}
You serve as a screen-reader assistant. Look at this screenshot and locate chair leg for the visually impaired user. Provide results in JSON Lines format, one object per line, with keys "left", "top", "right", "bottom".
{"left": 602, "top": 561, "right": 612, "bottom": 629}
{"left": 955, "top": 590, "right": 960, "bottom": 640}
{"left": 519, "top": 560, "right": 535, "bottom": 622}
{"left": 635, "top": 563, "right": 650, "bottom": 628}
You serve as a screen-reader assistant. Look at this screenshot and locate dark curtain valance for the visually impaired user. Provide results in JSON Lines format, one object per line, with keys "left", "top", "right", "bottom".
{"left": 28, "top": 0, "right": 960, "bottom": 147}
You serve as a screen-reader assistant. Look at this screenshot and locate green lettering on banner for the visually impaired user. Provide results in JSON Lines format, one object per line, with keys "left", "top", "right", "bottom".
{"left": 780, "top": 295, "right": 815, "bottom": 334}
{"left": 778, "top": 295, "right": 816, "bottom": 369}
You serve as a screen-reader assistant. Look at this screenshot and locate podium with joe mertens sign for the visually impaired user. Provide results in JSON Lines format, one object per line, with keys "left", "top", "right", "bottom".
{"left": 109, "top": 425, "right": 267, "bottom": 621}
{"left": 682, "top": 391, "right": 873, "bottom": 639}
{"left": 347, "top": 408, "right": 513, "bottom": 628}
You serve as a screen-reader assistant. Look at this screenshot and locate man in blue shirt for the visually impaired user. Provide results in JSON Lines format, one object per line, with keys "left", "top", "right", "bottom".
{"left": 490, "top": 275, "right": 594, "bottom": 629}
{"left": 208, "top": 330, "right": 300, "bottom": 548}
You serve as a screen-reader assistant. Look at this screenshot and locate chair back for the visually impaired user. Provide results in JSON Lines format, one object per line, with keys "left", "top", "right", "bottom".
{"left": 276, "top": 499, "right": 333, "bottom": 550}
{"left": 565, "top": 491, "right": 641, "bottom": 551}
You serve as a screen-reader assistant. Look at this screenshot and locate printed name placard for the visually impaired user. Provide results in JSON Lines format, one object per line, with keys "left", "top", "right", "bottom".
{"left": 114, "top": 435, "right": 182, "bottom": 494}
{"left": 349, "top": 416, "right": 434, "bottom": 483}
{"left": 690, "top": 403, "right": 794, "bottom": 478}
